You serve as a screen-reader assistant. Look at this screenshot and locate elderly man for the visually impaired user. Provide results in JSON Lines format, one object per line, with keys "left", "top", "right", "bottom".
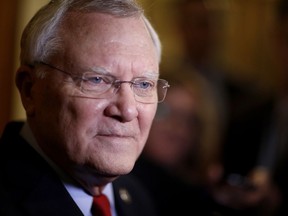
{"left": 0, "top": 0, "right": 169, "bottom": 215}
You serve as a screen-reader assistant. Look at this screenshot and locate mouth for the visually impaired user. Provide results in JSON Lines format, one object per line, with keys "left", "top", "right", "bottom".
{"left": 93, "top": 134, "right": 136, "bottom": 151}
{"left": 96, "top": 133, "right": 134, "bottom": 140}
{"left": 98, "top": 135, "right": 129, "bottom": 140}
{"left": 93, "top": 126, "right": 138, "bottom": 140}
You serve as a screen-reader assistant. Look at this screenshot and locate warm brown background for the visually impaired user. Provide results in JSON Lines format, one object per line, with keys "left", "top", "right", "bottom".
{"left": 0, "top": 0, "right": 19, "bottom": 135}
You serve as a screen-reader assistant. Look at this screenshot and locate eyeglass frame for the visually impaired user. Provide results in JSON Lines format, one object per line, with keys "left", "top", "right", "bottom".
{"left": 30, "top": 61, "right": 170, "bottom": 104}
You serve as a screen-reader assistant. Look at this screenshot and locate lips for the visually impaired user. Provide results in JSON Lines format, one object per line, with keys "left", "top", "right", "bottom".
{"left": 95, "top": 125, "right": 138, "bottom": 138}
{"left": 97, "top": 133, "right": 132, "bottom": 138}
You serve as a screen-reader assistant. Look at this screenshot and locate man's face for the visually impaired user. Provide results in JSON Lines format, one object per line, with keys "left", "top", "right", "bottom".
{"left": 27, "top": 12, "right": 159, "bottom": 184}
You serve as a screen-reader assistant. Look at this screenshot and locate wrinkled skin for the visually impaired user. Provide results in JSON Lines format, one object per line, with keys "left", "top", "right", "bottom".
{"left": 16, "top": 12, "right": 159, "bottom": 195}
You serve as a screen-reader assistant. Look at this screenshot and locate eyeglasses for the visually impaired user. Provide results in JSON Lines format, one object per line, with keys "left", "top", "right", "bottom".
{"left": 35, "top": 61, "right": 170, "bottom": 104}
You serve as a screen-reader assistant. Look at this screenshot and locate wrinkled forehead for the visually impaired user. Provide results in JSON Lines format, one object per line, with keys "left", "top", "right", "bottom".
{"left": 54, "top": 11, "right": 158, "bottom": 70}
{"left": 59, "top": 11, "right": 153, "bottom": 51}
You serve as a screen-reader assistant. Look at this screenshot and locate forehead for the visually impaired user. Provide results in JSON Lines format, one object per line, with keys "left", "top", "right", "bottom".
{"left": 62, "top": 11, "right": 145, "bottom": 39}
{"left": 56, "top": 12, "right": 158, "bottom": 73}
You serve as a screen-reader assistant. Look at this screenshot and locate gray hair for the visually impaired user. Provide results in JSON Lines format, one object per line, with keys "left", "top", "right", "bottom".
{"left": 20, "top": 0, "right": 162, "bottom": 68}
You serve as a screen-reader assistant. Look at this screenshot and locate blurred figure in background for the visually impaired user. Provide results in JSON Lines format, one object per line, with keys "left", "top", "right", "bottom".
{"left": 172, "top": 0, "right": 231, "bottom": 184}
{"left": 268, "top": 0, "right": 288, "bottom": 214}
{"left": 168, "top": 0, "right": 284, "bottom": 215}
{"left": 131, "top": 71, "right": 224, "bottom": 216}
{"left": 209, "top": 0, "right": 288, "bottom": 215}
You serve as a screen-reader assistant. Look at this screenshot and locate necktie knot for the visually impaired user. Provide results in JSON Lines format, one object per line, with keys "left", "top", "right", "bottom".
{"left": 91, "top": 194, "right": 112, "bottom": 216}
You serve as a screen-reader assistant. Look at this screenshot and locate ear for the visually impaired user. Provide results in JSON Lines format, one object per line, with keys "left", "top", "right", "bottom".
{"left": 15, "top": 65, "right": 36, "bottom": 116}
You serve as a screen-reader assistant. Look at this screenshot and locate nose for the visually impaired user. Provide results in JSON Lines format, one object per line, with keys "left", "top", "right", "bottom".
{"left": 104, "top": 83, "right": 138, "bottom": 122}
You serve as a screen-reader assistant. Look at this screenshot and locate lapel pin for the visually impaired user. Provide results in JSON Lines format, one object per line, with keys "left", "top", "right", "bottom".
{"left": 119, "top": 188, "right": 132, "bottom": 204}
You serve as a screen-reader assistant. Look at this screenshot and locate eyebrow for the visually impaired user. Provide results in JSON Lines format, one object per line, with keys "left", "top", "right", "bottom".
{"left": 143, "top": 72, "right": 159, "bottom": 80}
{"left": 88, "top": 66, "right": 159, "bottom": 80}
{"left": 90, "top": 66, "right": 111, "bottom": 75}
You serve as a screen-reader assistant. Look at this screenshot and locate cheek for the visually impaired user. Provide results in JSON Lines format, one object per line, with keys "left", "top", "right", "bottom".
{"left": 33, "top": 81, "right": 63, "bottom": 125}
{"left": 61, "top": 98, "right": 105, "bottom": 133}
{"left": 37, "top": 80, "right": 97, "bottom": 135}
{"left": 56, "top": 99, "right": 107, "bottom": 160}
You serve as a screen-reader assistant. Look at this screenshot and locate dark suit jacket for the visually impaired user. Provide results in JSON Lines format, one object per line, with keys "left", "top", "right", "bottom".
{"left": 0, "top": 122, "right": 157, "bottom": 216}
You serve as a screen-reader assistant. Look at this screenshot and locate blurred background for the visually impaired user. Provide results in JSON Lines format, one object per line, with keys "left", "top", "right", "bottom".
{"left": 0, "top": 0, "right": 281, "bottom": 134}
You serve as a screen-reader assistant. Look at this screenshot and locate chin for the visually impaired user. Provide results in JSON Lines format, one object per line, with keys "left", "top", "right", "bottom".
{"left": 92, "top": 158, "right": 135, "bottom": 177}
{"left": 111, "top": 162, "right": 135, "bottom": 175}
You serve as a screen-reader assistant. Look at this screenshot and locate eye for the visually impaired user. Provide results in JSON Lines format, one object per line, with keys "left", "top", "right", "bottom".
{"left": 83, "top": 73, "right": 113, "bottom": 85}
{"left": 81, "top": 73, "right": 114, "bottom": 92}
{"left": 135, "top": 80, "right": 155, "bottom": 90}
{"left": 87, "top": 76, "right": 104, "bottom": 84}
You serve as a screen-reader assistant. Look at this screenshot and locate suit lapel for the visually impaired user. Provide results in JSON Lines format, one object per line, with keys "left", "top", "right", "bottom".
{"left": 1, "top": 122, "right": 83, "bottom": 216}
{"left": 112, "top": 175, "right": 158, "bottom": 216}
{"left": 113, "top": 183, "right": 134, "bottom": 216}
{"left": 21, "top": 175, "right": 83, "bottom": 216}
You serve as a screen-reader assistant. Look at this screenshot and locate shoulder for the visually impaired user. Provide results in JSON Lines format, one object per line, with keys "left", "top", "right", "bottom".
{"left": 1, "top": 121, "right": 24, "bottom": 139}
